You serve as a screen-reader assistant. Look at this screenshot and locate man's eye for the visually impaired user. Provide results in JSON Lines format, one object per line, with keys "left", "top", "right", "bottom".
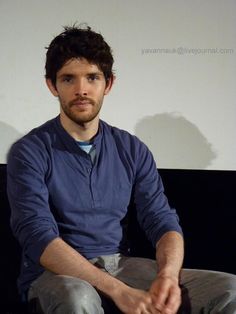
{"left": 62, "top": 77, "right": 73, "bottom": 83}
{"left": 88, "top": 75, "right": 99, "bottom": 82}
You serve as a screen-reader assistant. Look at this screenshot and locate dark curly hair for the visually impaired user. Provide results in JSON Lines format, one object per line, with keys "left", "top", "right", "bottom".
{"left": 45, "top": 25, "right": 114, "bottom": 87}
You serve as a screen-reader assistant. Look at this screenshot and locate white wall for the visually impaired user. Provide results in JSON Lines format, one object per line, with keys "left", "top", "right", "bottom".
{"left": 0, "top": 0, "right": 235, "bottom": 169}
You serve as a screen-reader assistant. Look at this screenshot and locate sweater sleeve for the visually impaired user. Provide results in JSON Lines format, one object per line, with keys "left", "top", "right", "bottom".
{"left": 133, "top": 141, "right": 183, "bottom": 247}
{"left": 7, "top": 137, "right": 59, "bottom": 264}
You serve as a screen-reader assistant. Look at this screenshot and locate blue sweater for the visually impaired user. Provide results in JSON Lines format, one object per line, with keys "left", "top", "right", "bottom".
{"left": 7, "top": 116, "right": 182, "bottom": 295}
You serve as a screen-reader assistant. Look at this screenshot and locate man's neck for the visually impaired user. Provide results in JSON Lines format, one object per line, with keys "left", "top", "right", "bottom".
{"left": 59, "top": 114, "right": 99, "bottom": 142}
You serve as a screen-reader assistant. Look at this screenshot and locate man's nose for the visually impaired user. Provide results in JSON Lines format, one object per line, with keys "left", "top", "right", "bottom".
{"left": 74, "top": 79, "right": 88, "bottom": 97}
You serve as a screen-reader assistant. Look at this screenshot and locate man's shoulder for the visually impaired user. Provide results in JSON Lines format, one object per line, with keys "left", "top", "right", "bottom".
{"left": 101, "top": 120, "right": 143, "bottom": 146}
{"left": 8, "top": 116, "right": 58, "bottom": 160}
{"left": 13, "top": 116, "right": 57, "bottom": 143}
{"left": 100, "top": 120, "right": 151, "bottom": 163}
{"left": 101, "top": 120, "right": 156, "bottom": 173}
{"left": 26, "top": 116, "right": 58, "bottom": 138}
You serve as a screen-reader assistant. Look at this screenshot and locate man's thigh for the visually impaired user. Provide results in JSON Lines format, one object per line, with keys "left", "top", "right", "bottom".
{"left": 28, "top": 270, "right": 104, "bottom": 314}
{"left": 180, "top": 269, "right": 236, "bottom": 314}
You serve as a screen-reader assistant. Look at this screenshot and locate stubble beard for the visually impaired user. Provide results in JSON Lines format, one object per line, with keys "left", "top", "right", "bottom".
{"left": 59, "top": 96, "right": 103, "bottom": 126}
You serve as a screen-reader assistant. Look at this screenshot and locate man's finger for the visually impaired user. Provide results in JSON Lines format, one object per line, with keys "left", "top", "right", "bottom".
{"left": 163, "top": 286, "right": 181, "bottom": 313}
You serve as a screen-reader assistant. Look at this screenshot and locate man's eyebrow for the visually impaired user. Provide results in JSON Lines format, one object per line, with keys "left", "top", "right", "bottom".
{"left": 87, "top": 71, "right": 104, "bottom": 76}
{"left": 57, "top": 73, "right": 74, "bottom": 79}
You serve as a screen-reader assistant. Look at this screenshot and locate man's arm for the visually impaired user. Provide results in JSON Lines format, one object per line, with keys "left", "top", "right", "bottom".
{"left": 149, "top": 231, "right": 184, "bottom": 314}
{"left": 131, "top": 140, "right": 184, "bottom": 313}
{"left": 40, "top": 237, "right": 122, "bottom": 292}
{"left": 40, "top": 237, "right": 162, "bottom": 314}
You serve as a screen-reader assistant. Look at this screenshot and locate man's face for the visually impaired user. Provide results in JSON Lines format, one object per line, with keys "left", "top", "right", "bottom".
{"left": 47, "top": 58, "right": 112, "bottom": 126}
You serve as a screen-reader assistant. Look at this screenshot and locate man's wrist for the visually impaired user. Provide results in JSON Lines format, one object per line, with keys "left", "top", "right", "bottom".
{"left": 157, "top": 267, "right": 180, "bottom": 283}
{"left": 96, "top": 274, "right": 128, "bottom": 300}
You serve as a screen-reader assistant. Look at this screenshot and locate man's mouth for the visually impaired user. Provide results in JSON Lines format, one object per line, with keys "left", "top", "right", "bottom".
{"left": 73, "top": 100, "right": 91, "bottom": 106}
{"left": 70, "top": 98, "right": 93, "bottom": 107}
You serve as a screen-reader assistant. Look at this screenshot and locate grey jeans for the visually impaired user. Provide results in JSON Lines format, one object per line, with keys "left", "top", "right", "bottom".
{"left": 28, "top": 254, "right": 236, "bottom": 314}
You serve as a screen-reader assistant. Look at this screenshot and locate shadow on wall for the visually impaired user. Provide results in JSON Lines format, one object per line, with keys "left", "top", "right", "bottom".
{"left": 134, "top": 113, "right": 217, "bottom": 169}
{"left": 0, "top": 121, "right": 22, "bottom": 163}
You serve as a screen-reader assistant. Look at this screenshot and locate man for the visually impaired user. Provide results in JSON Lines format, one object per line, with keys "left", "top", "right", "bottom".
{"left": 7, "top": 25, "right": 236, "bottom": 314}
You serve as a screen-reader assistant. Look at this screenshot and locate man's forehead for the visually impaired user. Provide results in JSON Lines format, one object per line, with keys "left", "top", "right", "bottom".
{"left": 59, "top": 57, "right": 103, "bottom": 74}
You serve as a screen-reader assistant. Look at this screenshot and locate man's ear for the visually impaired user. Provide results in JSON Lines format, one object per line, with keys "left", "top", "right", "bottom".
{"left": 46, "top": 79, "right": 58, "bottom": 97}
{"left": 104, "top": 75, "right": 116, "bottom": 95}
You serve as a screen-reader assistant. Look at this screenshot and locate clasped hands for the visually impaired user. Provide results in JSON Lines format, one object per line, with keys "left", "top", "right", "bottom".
{"left": 114, "top": 273, "right": 181, "bottom": 314}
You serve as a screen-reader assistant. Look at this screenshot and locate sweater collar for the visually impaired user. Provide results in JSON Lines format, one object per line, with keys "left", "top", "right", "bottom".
{"left": 54, "top": 115, "right": 103, "bottom": 151}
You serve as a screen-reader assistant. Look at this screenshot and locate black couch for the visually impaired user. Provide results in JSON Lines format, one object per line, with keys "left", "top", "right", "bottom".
{"left": 1, "top": 163, "right": 235, "bottom": 313}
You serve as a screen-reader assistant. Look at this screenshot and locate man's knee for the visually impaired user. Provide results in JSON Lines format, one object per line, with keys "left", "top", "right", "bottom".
{"left": 29, "top": 274, "right": 103, "bottom": 314}
{"left": 60, "top": 278, "right": 103, "bottom": 312}
{"left": 206, "top": 289, "right": 236, "bottom": 314}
